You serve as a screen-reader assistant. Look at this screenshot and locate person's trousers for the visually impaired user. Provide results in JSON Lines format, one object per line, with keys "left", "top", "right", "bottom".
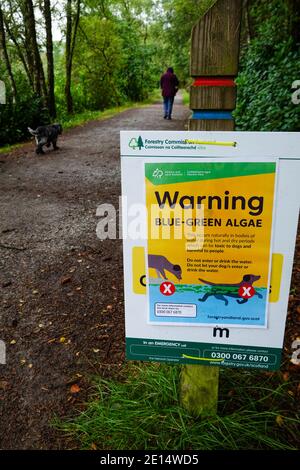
{"left": 163, "top": 96, "right": 174, "bottom": 118}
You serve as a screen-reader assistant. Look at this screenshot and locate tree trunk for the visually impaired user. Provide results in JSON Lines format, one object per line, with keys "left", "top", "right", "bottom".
{"left": 43, "top": 0, "right": 56, "bottom": 117}
{"left": 0, "top": 5, "right": 17, "bottom": 101}
{"left": 65, "top": 0, "right": 80, "bottom": 114}
{"left": 22, "top": 0, "right": 47, "bottom": 100}
{"left": 18, "top": 1, "right": 35, "bottom": 89}
{"left": 3, "top": 15, "right": 34, "bottom": 88}
{"left": 65, "top": 0, "right": 73, "bottom": 113}
{"left": 71, "top": 0, "right": 81, "bottom": 60}
{"left": 243, "top": 0, "right": 253, "bottom": 43}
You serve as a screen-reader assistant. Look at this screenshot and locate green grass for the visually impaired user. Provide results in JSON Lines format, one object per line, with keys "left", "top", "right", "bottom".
{"left": 0, "top": 142, "right": 27, "bottom": 154}
{"left": 59, "top": 89, "right": 162, "bottom": 130}
{"left": 181, "top": 88, "right": 190, "bottom": 106}
{"left": 55, "top": 363, "right": 299, "bottom": 450}
{"left": 0, "top": 89, "right": 162, "bottom": 154}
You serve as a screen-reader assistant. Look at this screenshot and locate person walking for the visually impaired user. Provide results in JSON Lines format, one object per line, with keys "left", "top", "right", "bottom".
{"left": 160, "top": 67, "right": 179, "bottom": 120}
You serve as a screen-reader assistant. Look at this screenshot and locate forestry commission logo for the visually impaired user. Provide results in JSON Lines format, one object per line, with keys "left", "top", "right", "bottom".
{"left": 152, "top": 168, "right": 163, "bottom": 178}
{"left": 129, "top": 136, "right": 144, "bottom": 150}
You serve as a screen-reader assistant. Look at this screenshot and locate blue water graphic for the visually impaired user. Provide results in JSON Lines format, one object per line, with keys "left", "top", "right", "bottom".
{"left": 149, "top": 284, "right": 267, "bottom": 326}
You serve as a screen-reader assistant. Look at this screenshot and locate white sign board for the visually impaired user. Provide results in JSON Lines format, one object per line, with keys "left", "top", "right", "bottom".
{"left": 121, "top": 131, "right": 300, "bottom": 370}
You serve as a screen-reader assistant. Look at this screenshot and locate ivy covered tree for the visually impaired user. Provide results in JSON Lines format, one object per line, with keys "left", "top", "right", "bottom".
{"left": 235, "top": 0, "right": 300, "bottom": 131}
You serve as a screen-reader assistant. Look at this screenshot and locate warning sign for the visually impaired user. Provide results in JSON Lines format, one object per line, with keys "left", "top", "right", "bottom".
{"left": 121, "top": 130, "right": 300, "bottom": 370}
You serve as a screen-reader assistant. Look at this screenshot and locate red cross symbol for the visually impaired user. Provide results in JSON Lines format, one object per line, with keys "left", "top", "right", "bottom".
{"left": 160, "top": 281, "right": 176, "bottom": 296}
{"left": 238, "top": 283, "right": 255, "bottom": 298}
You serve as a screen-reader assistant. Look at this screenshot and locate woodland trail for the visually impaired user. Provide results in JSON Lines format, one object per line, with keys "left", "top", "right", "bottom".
{"left": 1, "top": 94, "right": 299, "bottom": 449}
{"left": 0, "top": 95, "right": 189, "bottom": 449}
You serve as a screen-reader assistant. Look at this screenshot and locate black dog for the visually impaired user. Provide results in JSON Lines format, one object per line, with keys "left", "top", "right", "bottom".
{"left": 198, "top": 274, "right": 262, "bottom": 306}
{"left": 28, "top": 123, "right": 62, "bottom": 154}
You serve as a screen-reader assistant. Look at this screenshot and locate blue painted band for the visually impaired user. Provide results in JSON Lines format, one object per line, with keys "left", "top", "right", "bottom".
{"left": 192, "top": 110, "right": 233, "bottom": 120}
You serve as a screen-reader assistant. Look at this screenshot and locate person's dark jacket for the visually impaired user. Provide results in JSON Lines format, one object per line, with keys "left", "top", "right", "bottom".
{"left": 160, "top": 71, "right": 179, "bottom": 98}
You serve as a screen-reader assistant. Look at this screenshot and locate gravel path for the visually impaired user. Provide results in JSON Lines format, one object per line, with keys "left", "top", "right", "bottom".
{"left": 0, "top": 96, "right": 190, "bottom": 449}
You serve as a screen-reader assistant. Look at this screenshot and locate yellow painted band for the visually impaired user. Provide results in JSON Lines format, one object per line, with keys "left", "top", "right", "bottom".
{"left": 182, "top": 354, "right": 225, "bottom": 362}
{"left": 185, "top": 140, "right": 237, "bottom": 147}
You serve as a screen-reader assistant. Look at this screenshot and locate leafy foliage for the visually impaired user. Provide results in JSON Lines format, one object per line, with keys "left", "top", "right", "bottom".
{"left": 235, "top": 0, "right": 300, "bottom": 131}
{"left": 158, "top": 0, "right": 216, "bottom": 83}
{"left": 1, "top": 0, "right": 299, "bottom": 145}
{"left": 0, "top": 0, "right": 166, "bottom": 145}
{"left": 0, "top": 68, "right": 49, "bottom": 145}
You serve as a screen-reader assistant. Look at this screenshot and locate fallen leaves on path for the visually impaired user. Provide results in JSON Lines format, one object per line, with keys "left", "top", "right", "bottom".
{"left": 60, "top": 276, "right": 72, "bottom": 285}
{"left": 276, "top": 415, "right": 284, "bottom": 427}
{"left": 70, "top": 384, "right": 80, "bottom": 394}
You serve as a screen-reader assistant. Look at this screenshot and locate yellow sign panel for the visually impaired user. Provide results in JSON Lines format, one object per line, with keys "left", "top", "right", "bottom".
{"left": 132, "top": 247, "right": 146, "bottom": 294}
{"left": 269, "top": 253, "right": 283, "bottom": 303}
{"left": 145, "top": 161, "right": 277, "bottom": 328}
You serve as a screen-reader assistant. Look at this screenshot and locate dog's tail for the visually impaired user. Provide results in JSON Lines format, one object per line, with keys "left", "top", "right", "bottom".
{"left": 199, "top": 277, "right": 240, "bottom": 287}
{"left": 28, "top": 127, "right": 38, "bottom": 136}
{"left": 199, "top": 278, "right": 216, "bottom": 286}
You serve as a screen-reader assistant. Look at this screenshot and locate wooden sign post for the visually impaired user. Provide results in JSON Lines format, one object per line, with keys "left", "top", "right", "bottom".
{"left": 181, "top": 0, "right": 243, "bottom": 416}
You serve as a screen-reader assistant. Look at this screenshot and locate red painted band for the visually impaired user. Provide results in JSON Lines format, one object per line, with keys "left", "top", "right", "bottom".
{"left": 193, "top": 78, "right": 235, "bottom": 87}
